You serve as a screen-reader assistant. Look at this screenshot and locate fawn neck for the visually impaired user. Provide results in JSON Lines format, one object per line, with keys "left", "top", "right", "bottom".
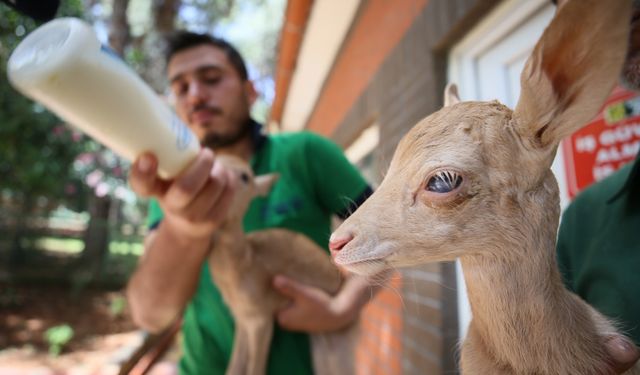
{"left": 461, "top": 240, "right": 568, "bottom": 353}
{"left": 212, "top": 221, "right": 250, "bottom": 261}
{"left": 459, "top": 176, "right": 607, "bottom": 372}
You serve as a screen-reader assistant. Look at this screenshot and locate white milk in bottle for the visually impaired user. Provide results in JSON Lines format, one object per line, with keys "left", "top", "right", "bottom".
{"left": 7, "top": 17, "right": 199, "bottom": 179}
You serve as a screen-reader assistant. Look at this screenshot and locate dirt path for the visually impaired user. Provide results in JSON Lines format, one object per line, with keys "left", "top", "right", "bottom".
{"left": 0, "top": 285, "right": 178, "bottom": 375}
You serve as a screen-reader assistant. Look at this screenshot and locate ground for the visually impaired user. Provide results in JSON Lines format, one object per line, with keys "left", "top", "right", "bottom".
{"left": 0, "top": 284, "right": 179, "bottom": 375}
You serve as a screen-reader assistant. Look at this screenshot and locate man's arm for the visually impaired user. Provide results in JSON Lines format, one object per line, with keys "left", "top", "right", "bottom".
{"left": 126, "top": 149, "right": 236, "bottom": 333}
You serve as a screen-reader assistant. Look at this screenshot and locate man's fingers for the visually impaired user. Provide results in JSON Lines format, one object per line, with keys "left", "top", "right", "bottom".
{"left": 273, "top": 275, "right": 326, "bottom": 302}
{"left": 181, "top": 162, "right": 234, "bottom": 222}
{"left": 164, "top": 149, "right": 215, "bottom": 210}
{"left": 273, "top": 275, "right": 300, "bottom": 299}
{"left": 273, "top": 275, "right": 317, "bottom": 301}
{"left": 205, "top": 169, "right": 237, "bottom": 223}
{"left": 129, "top": 153, "right": 162, "bottom": 197}
{"left": 275, "top": 305, "right": 295, "bottom": 328}
{"left": 605, "top": 335, "right": 639, "bottom": 374}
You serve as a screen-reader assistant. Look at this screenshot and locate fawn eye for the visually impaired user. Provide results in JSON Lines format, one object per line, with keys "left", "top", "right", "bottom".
{"left": 426, "top": 170, "right": 462, "bottom": 193}
{"left": 240, "top": 172, "right": 250, "bottom": 184}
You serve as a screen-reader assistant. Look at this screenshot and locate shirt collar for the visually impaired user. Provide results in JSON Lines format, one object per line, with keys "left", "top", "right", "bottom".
{"left": 607, "top": 151, "right": 640, "bottom": 203}
{"left": 249, "top": 118, "right": 267, "bottom": 151}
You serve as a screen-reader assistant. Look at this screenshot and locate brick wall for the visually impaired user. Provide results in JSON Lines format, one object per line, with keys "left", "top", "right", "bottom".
{"left": 355, "top": 273, "right": 403, "bottom": 375}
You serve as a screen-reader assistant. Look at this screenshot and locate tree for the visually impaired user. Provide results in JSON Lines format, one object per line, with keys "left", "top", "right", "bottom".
{"left": 0, "top": 0, "right": 285, "bottom": 278}
{"left": 0, "top": 1, "right": 87, "bottom": 265}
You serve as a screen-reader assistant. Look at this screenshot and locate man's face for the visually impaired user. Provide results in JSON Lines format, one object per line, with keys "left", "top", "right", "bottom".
{"left": 556, "top": 0, "right": 640, "bottom": 90}
{"left": 167, "top": 45, "right": 255, "bottom": 148}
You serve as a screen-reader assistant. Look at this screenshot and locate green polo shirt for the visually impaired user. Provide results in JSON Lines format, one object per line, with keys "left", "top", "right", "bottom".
{"left": 557, "top": 154, "right": 640, "bottom": 345}
{"left": 146, "top": 131, "right": 370, "bottom": 375}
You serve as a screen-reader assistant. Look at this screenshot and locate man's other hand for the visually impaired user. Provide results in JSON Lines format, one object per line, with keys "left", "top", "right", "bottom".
{"left": 272, "top": 275, "right": 359, "bottom": 333}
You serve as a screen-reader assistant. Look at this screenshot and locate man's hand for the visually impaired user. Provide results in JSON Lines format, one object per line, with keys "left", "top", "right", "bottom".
{"left": 129, "top": 148, "right": 237, "bottom": 239}
{"left": 273, "top": 275, "right": 357, "bottom": 333}
{"left": 605, "top": 335, "right": 639, "bottom": 374}
{"left": 272, "top": 273, "right": 376, "bottom": 333}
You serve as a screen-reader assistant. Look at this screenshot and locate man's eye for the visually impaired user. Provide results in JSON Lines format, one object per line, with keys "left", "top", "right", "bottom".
{"left": 172, "top": 83, "right": 187, "bottom": 97}
{"left": 204, "top": 76, "right": 221, "bottom": 85}
{"left": 426, "top": 170, "right": 462, "bottom": 193}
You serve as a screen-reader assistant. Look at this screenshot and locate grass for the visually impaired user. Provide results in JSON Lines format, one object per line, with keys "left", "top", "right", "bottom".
{"left": 35, "top": 238, "right": 84, "bottom": 254}
{"left": 109, "top": 241, "right": 143, "bottom": 256}
{"left": 34, "top": 237, "right": 143, "bottom": 256}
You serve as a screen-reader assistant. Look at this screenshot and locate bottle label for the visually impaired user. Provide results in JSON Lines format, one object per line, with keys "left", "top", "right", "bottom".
{"left": 171, "top": 112, "right": 195, "bottom": 151}
{"left": 100, "top": 45, "right": 125, "bottom": 63}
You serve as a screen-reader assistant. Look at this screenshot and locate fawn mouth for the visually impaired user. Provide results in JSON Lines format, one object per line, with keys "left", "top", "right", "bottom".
{"left": 332, "top": 240, "right": 395, "bottom": 275}
{"left": 337, "top": 258, "right": 389, "bottom": 276}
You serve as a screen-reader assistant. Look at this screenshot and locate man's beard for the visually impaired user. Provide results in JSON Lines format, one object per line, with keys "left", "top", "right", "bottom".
{"left": 200, "top": 118, "right": 252, "bottom": 150}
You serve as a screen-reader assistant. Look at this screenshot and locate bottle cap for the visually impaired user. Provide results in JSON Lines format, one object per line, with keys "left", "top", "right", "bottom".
{"left": 8, "top": 18, "right": 98, "bottom": 91}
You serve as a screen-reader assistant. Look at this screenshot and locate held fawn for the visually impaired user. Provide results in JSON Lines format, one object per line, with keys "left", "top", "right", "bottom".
{"left": 209, "top": 154, "right": 356, "bottom": 375}
{"left": 330, "top": 0, "right": 639, "bottom": 374}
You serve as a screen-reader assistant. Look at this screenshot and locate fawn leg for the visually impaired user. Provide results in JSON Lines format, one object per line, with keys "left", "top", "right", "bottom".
{"left": 311, "top": 324, "right": 358, "bottom": 375}
{"left": 226, "top": 324, "right": 249, "bottom": 375}
{"left": 245, "top": 318, "right": 274, "bottom": 375}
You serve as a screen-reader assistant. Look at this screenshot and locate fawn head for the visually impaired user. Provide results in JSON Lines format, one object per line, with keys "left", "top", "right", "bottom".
{"left": 216, "top": 154, "right": 278, "bottom": 224}
{"left": 330, "top": 0, "right": 631, "bottom": 275}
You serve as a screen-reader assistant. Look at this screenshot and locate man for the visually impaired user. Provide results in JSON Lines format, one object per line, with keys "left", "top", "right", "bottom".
{"left": 554, "top": 0, "right": 640, "bottom": 371}
{"left": 126, "top": 32, "right": 375, "bottom": 374}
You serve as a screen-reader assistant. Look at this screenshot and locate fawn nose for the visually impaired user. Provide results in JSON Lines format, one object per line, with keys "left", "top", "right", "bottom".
{"left": 329, "top": 233, "right": 354, "bottom": 254}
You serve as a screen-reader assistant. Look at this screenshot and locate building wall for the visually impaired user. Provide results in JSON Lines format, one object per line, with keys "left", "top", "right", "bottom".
{"left": 312, "top": 0, "right": 502, "bottom": 373}
{"left": 304, "top": 0, "right": 430, "bottom": 137}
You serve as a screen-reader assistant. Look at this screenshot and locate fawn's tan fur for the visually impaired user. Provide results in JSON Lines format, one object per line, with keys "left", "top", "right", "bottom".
{"left": 331, "top": 0, "right": 639, "bottom": 374}
{"left": 209, "top": 155, "right": 354, "bottom": 375}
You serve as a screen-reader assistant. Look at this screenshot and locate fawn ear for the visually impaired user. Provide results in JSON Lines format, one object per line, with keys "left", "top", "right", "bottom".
{"left": 514, "top": 0, "right": 630, "bottom": 150}
{"left": 254, "top": 173, "right": 280, "bottom": 197}
{"left": 444, "top": 83, "right": 461, "bottom": 107}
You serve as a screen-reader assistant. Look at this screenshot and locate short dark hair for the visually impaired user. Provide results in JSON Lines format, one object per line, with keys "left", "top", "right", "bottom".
{"left": 165, "top": 31, "right": 249, "bottom": 81}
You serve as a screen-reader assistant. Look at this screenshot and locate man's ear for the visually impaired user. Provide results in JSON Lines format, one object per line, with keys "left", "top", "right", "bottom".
{"left": 443, "top": 83, "right": 461, "bottom": 107}
{"left": 244, "top": 80, "right": 258, "bottom": 107}
{"left": 513, "top": 0, "right": 630, "bottom": 150}
{"left": 254, "top": 173, "right": 279, "bottom": 197}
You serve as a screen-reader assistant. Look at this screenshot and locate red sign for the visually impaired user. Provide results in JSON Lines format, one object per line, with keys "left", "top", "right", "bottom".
{"left": 562, "top": 86, "right": 640, "bottom": 199}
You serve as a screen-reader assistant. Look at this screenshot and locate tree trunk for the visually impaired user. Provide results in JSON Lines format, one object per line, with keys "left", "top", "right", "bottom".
{"left": 138, "top": 0, "right": 181, "bottom": 92}
{"left": 78, "top": 194, "right": 112, "bottom": 281}
{"left": 153, "top": 0, "right": 180, "bottom": 34}
{"left": 108, "top": 0, "right": 131, "bottom": 56}
{"left": 8, "top": 194, "right": 34, "bottom": 267}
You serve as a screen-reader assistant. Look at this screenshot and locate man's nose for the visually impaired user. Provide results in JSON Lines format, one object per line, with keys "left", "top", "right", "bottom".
{"left": 186, "top": 81, "right": 208, "bottom": 104}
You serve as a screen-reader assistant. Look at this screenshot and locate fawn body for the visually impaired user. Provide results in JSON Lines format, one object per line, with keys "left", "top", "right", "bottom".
{"left": 330, "top": 0, "right": 639, "bottom": 374}
{"left": 209, "top": 155, "right": 353, "bottom": 375}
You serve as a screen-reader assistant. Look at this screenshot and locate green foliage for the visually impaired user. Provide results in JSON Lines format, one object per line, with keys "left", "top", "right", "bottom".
{"left": 177, "top": 0, "right": 236, "bottom": 30}
{"left": 109, "top": 295, "right": 127, "bottom": 317}
{"left": 0, "top": 1, "right": 89, "bottom": 212}
{"left": 44, "top": 324, "right": 74, "bottom": 356}
{"left": 0, "top": 0, "right": 284, "bottom": 218}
